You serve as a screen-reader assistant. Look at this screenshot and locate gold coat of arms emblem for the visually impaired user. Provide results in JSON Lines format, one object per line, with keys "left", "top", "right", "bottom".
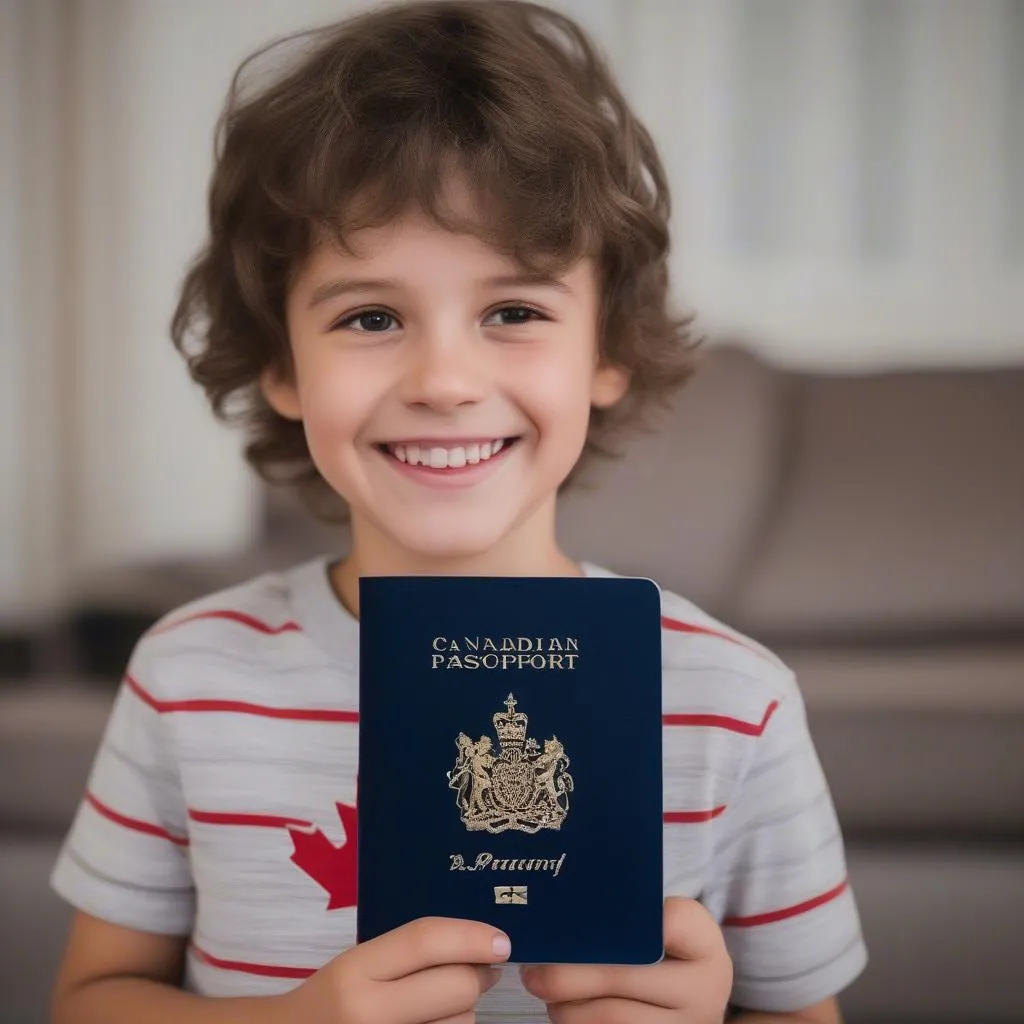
{"left": 447, "top": 693, "right": 574, "bottom": 833}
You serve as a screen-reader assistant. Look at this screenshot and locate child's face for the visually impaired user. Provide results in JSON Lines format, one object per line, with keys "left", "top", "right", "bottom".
{"left": 264, "top": 204, "right": 627, "bottom": 572}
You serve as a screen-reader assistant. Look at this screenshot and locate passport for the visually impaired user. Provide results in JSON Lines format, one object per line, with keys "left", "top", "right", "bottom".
{"left": 357, "top": 575, "right": 664, "bottom": 965}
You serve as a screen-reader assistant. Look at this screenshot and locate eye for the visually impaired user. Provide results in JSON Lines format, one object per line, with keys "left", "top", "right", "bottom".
{"left": 334, "top": 309, "right": 399, "bottom": 333}
{"left": 484, "top": 305, "right": 546, "bottom": 327}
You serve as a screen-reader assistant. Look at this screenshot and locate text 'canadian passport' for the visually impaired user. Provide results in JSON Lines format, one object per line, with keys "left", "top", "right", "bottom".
{"left": 357, "top": 575, "right": 664, "bottom": 964}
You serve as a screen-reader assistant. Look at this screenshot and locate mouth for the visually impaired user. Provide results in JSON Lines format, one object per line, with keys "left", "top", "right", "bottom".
{"left": 376, "top": 437, "right": 520, "bottom": 470}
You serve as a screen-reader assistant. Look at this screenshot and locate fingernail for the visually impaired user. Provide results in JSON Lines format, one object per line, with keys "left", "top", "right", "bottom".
{"left": 485, "top": 966, "right": 503, "bottom": 990}
{"left": 492, "top": 933, "right": 512, "bottom": 958}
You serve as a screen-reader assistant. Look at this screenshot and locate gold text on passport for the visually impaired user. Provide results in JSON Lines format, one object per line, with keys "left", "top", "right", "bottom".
{"left": 447, "top": 694, "right": 574, "bottom": 833}
{"left": 450, "top": 852, "right": 567, "bottom": 877}
{"left": 432, "top": 635, "right": 579, "bottom": 670}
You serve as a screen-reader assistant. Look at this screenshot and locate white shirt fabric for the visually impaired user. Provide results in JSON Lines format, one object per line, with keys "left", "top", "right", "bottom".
{"left": 52, "top": 557, "right": 867, "bottom": 1017}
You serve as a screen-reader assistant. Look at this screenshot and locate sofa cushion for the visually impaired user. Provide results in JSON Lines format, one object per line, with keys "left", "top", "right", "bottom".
{"left": 732, "top": 367, "right": 1024, "bottom": 638}
{"left": 558, "top": 346, "right": 790, "bottom": 614}
{"left": 807, "top": 705, "right": 1024, "bottom": 835}
{"left": 788, "top": 645, "right": 1024, "bottom": 834}
{"left": 840, "top": 846, "right": 1024, "bottom": 1021}
{"left": 782, "top": 644, "right": 1024, "bottom": 712}
{"left": 0, "top": 684, "right": 114, "bottom": 831}
{"left": 0, "top": 837, "right": 72, "bottom": 1024}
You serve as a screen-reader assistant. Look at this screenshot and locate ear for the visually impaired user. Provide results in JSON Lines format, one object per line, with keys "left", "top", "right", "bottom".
{"left": 259, "top": 365, "right": 303, "bottom": 421}
{"left": 590, "top": 362, "right": 630, "bottom": 409}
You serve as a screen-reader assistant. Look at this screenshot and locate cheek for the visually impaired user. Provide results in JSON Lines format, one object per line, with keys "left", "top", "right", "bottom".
{"left": 510, "top": 376, "right": 595, "bottom": 467}
{"left": 295, "top": 354, "right": 380, "bottom": 439}
{"left": 301, "top": 387, "right": 356, "bottom": 442}
{"left": 514, "top": 333, "right": 597, "bottom": 396}
{"left": 517, "top": 353, "right": 598, "bottom": 426}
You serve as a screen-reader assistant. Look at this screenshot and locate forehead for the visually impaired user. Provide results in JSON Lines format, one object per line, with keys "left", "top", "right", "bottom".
{"left": 315, "top": 174, "right": 498, "bottom": 262}
{"left": 295, "top": 170, "right": 595, "bottom": 291}
{"left": 295, "top": 207, "right": 596, "bottom": 302}
{"left": 313, "top": 208, "right": 515, "bottom": 270}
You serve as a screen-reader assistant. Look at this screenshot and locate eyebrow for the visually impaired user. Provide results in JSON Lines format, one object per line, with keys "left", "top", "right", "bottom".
{"left": 308, "top": 278, "right": 401, "bottom": 308}
{"left": 307, "top": 272, "right": 573, "bottom": 309}
{"left": 485, "top": 274, "right": 573, "bottom": 295}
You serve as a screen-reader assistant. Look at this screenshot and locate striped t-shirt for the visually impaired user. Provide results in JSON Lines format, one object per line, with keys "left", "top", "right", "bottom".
{"left": 51, "top": 557, "right": 867, "bottom": 1017}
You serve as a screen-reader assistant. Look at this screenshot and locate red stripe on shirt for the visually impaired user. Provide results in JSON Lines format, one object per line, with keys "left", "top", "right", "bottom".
{"left": 190, "top": 943, "right": 315, "bottom": 979}
{"left": 189, "top": 806, "right": 722, "bottom": 831}
{"left": 128, "top": 673, "right": 776, "bottom": 734}
{"left": 660, "top": 615, "right": 778, "bottom": 663}
{"left": 722, "top": 878, "right": 850, "bottom": 928}
{"left": 126, "top": 674, "right": 358, "bottom": 722}
{"left": 188, "top": 809, "right": 312, "bottom": 830}
{"left": 84, "top": 791, "right": 189, "bottom": 847}
{"left": 663, "top": 700, "right": 780, "bottom": 736}
{"left": 151, "top": 609, "right": 302, "bottom": 637}
{"left": 664, "top": 805, "right": 727, "bottom": 824}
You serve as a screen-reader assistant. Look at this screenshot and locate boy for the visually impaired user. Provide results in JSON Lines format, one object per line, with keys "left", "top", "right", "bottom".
{"left": 50, "top": 2, "right": 867, "bottom": 1022}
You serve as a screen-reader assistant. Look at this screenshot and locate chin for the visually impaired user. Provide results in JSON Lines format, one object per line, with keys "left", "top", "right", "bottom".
{"left": 392, "top": 521, "right": 516, "bottom": 565}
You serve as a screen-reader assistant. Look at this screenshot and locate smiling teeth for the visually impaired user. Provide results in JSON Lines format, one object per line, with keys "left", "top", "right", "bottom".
{"left": 389, "top": 440, "right": 506, "bottom": 468}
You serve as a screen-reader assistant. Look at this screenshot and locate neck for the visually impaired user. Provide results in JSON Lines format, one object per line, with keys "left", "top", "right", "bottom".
{"left": 331, "top": 499, "right": 581, "bottom": 617}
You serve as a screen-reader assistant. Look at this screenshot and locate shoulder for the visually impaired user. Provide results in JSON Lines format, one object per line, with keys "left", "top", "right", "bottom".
{"left": 656, "top": 585, "right": 799, "bottom": 743}
{"left": 146, "top": 564, "right": 302, "bottom": 641}
{"left": 126, "top": 558, "right": 331, "bottom": 699}
{"left": 659, "top": 585, "right": 804, "bottom": 751}
{"left": 658, "top": 587, "right": 794, "bottom": 692}
{"left": 584, "top": 562, "right": 799, "bottom": 718}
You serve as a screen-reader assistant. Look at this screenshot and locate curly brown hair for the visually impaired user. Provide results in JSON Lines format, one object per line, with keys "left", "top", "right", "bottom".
{"left": 171, "top": 0, "right": 698, "bottom": 519}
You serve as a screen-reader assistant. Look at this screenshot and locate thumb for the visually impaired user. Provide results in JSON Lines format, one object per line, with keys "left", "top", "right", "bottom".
{"left": 663, "top": 896, "right": 728, "bottom": 962}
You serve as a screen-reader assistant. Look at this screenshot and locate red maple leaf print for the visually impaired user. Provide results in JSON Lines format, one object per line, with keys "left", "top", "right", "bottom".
{"left": 288, "top": 802, "right": 358, "bottom": 910}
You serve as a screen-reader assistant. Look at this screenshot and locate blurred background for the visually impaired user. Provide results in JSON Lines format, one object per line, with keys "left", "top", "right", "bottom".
{"left": 1, "top": 0, "right": 1022, "bottom": 1021}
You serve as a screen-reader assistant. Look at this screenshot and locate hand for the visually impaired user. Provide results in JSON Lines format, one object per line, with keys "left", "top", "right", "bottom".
{"left": 520, "top": 897, "right": 732, "bottom": 1023}
{"left": 282, "top": 917, "right": 511, "bottom": 1024}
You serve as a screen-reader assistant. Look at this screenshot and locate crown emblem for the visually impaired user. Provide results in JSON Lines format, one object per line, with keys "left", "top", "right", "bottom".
{"left": 493, "top": 694, "right": 528, "bottom": 751}
{"left": 447, "top": 693, "right": 573, "bottom": 834}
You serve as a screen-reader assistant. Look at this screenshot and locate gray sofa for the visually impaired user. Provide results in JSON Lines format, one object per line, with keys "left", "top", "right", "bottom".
{"left": 2, "top": 346, "right": 1022, "bottom": 1022}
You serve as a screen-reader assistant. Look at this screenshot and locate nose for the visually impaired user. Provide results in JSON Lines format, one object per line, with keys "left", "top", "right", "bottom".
{"left": 399, "top": 324, "right": 489, "bottom": 413}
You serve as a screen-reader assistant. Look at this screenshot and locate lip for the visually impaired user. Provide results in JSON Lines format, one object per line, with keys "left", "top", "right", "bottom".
{"left": 377, "top": 436, "right": 513, "bottom": 447}
{"left": 377, "top": 439, "right": 516, "bottom": 489}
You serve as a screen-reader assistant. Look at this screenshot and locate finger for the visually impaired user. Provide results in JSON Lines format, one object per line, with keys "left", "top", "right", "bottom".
{"left": 662, "top": 897, "right": 728, "bottom": 963}
{"left": 430, "top": 1015, "right": 475, "bottom": 1024}
{"left": 520, "top": 962, "right": 681, "bottom": 1009}
{"left": 385, "top": 963, "right": 500, "bottom": 1022}
{"left": 362, "top": 917, "right": 511, "bottom": 980}
{"left": 548, "top": 996, "right": 671, "bottom": 1024}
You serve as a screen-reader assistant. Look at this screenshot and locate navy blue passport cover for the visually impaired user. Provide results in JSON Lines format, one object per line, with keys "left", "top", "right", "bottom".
{"left": 357, "top": 576, "right": 664, "bottom": 965}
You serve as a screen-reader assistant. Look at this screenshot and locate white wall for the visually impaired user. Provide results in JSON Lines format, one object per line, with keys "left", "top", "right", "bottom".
{"left": 67, "top": 0, "right": 364, "bottom": 579}
{"left": 0, "top": 1, "right": 67, "bottom": 623}
{"left": 1, "top": 0, "right": 367, "bottom": 622}
{"left": 563, "top": 0, "right": 1024, "bottom": 370}
{"left": 2, "top": 0, "right": 1023, "bottom": 619}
